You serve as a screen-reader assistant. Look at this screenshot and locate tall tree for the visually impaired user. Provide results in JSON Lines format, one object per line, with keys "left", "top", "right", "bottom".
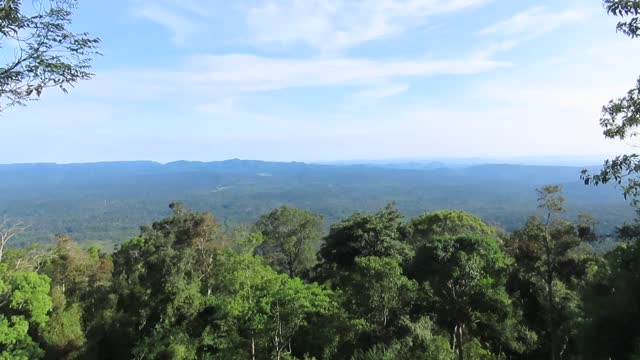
{"left": 0, "top": 0, "right": 100, "bottom": 111}
{"left": 506, "top": 186, "right": 597, "bottom": 360}
{"left": 255, "top": 206, "right": 324, "bottom": 278}
{"left": 38, "top": 235, "right": 113, "bottom": 359}
{"left": 344, "top": 256, "right": 417, "bottom": 343}
{"left": 410, "top": 234, "right": 532, "bottom": 360}
{"left": 99, "top": 204, "right": 227, "bottom": 359}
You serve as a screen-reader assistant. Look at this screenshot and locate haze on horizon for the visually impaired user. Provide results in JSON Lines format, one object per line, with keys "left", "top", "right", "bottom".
{"left": 1, "top": 0, "right": 638, "bottom": 164}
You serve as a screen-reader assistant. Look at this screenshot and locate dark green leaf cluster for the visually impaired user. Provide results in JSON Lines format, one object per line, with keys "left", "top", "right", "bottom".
{"left": 605, "top": 0, "right": 640, "bottom": 37}
{"left": 585, "top": 1, "right": 640, "bottom": 210}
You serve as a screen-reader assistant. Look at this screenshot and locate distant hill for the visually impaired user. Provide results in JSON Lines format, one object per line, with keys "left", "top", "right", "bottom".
{"left": 0, "top": 160, "right": 633, "bottom": 248}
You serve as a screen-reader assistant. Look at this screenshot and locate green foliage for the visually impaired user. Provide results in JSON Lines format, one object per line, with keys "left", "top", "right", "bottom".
{"left": 349, "top": 317, "right": 457, "bottom": 360}
{"left": 391, "top": 316, "right": 455, "bottom": 360}
{"left": 319, "top": 204, "right": 412, "bottom": 271}
{"left": 99, "top": 205, "right": 229, "bottom": 358}
{"left": 0, "top": 193, "right": 638, "bottom": 359}
{"left": 351, "top": 344, "right": 397, "bottom": 360}
{"left": 0, "top": 264, "right": 52, "bottom": 360}
{"left": 222, "top": 252, "right": 336, "bottom": 359}
{"left": 410, "top": 234, "right": 532, "bottom": 358}
{"left": 409, "top": 210, "right": 496, "bottom": 247}
{"left": 581, "top": 234, "right": 640, "bottom": 359}
{"left": 0, "top": 0, "right": 100, "bottom": 111}
{"left": 255, "top": 206, "right": 324, "bottom": 277}
{"left": 604, "top": 0, "right": 640, "bottom": 38}
{"left": 583, "top": 1, "right": 640, "bottom": 207}
{"left": 344, "top": 257, "right": 417, "bottom": 340}
{"left": 39, "top": 288, "right": 85, "bottom": 360}
{"left": 505, "top": 187, "right": 599, "bottom": 359}
{"left": 537, "top": 185, "right": 564, "bottom": 214}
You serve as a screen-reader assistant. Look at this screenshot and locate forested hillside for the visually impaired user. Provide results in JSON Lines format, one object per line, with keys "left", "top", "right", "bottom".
{"left": 0, "top": 160, "right": 633, "bottom": 247}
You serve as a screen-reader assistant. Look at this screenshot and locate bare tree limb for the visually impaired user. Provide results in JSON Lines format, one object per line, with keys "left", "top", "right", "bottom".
{"left": 0, "top": 217, "right": 29, "bottom": 262}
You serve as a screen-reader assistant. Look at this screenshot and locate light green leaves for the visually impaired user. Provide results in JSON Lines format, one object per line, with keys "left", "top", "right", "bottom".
{"left": 0, "top": 265, "right": 52, "bottom": 359}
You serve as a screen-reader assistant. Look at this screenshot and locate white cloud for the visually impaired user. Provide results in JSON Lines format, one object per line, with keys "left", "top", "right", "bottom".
{"left": 73, "top": 53, "right": 508, "bottom": 104}
{"left": 478, "top": 6, "right": 587, "bottom": 37}
{"left": 471, "top": 6, "right": 590, "bottom": 58}
{"left": 131, "top": 0, "right": 214, "bottom": 44}
{"left": 160, "top": 0, "right": 210, "bottom": 17}
{"left": 132, "top": 0, "right": 492, "bottom": 50}
{"left": 133, "top": 4, "right": 198, "bottom": 44}
{"left": 186, "top": 54, "right": 508, "bottom": 90}
{"left": 354, "top": 84, "right": 410, "bottom": 99}
{"left": 196, "top": 98, "right": 236, "bottom": 114}
{"left": 196, "top": 98, "right": 275, "bottom": 124}
{"left": 247, "top": 0, "right": 492, "bottom": 50}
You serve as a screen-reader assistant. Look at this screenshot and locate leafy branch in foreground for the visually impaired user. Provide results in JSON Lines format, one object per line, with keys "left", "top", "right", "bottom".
{"left": 583, "top": 0, "right": 640, "bottom": 206}
{"left": 604, "top": 0, "right": 640, "bottom": 38}
{"left": 0, "top": 0, "right": 100, "bottom": 112}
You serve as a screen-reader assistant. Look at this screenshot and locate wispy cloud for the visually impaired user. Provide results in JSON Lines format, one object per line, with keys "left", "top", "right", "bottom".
{"left": 472, "top": 6, "right": 589, "bottom": 58}
{"left": 197, "top": 97, "right": 272, "bottom": 119}
{"left": 247, "top": 0, "right": 493, "bottom": 50}
{"left": 478, "top": 6, "right": 587, "bottom": 37}
{"left": 133, "top": 4, "right": 198, "bottom": 44}
{"left": 353, "top": 84, "right": 410, "bottom": 99}
{"left": 132, "top": 0, "right": 492, "bottom": 50}
{"left": 131, "top": 0, "right": 212, "bottom": 44}
{"left": 186, "top": 54, "right": 508, "bottom": 90}
{"left": 76, "top": 53, "right": 508, "bottom": 104}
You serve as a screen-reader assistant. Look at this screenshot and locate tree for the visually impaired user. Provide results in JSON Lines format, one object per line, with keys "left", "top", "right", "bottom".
{"left": 409, "top": 234, "right": 531, "bottom": 360}
{"left": 39, "top": 287, "right": 85, "bottom": 360}
{"left": 506, "top": 186, "right": 597, "bottom": 360}
{"left": 38, "top": 235, "right": 113, "bottom": 359}
{"left": 255, "top": 206, "right": 324, "bottom": 278}
{"left": 0, "top": 264, "right": 52, "bottom": 359}
{"left": 580, "top": 226, "right": 640, "bottom": 359}
{"left": 344, "top": 257, "right": 417, "bottom": 341}
{"left": 582, "top": 1, "right": 640, "bottom": 205}
{"left": 98, "top": 204, "right": 228, "bottom": 359}
{"left": 0, "top": 0, "right": 100, "bottom": 111}
{"left": 318, "top": 204, "right": 412, "bottom": 273}
{"left": 222, "top": 253, "right": 336, "bottom": 360}
{"left": 46, "top": 234, "right": 95, "bottom": 298}
{"left": 408, "top": 210, "right": 496, "bottom": 248}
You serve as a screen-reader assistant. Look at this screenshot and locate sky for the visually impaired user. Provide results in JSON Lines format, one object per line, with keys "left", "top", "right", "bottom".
{"left": 2, "top": 0, "right": 640, "bottom": 164}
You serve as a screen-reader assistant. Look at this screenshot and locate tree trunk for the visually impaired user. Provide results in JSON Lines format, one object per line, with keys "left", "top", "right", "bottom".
{"left": 251, "top": 336, "right": 255, "bottom": 360}
{"left": 275, "top": 302, "right": 282, "bottom": 360}
{"left": 456, "top": 324, "right": 464, "bottom": 360}
{"left": 546, "top": 248, "right": 556, "bottom": 360}
{"left": 383, "top": 305, "right": 388, "bottom": 328}
{"left": 451, "top": 326, "right": 457, "bottom": 353}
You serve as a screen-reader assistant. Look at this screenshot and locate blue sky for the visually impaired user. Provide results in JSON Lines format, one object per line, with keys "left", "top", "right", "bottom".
{"left": 2, "top": 0, "right": 640, "bottom": 163}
